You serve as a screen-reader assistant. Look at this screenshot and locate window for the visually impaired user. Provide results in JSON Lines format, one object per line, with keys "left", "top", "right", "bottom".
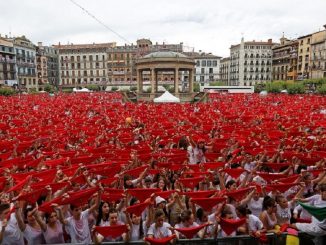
{"left": 200, "top": 76, "right": 204, "bottom": 82}
{"left": 201, "top": 68, "right": 205, "bottom": 74}
{"left": 213, "top": 61, "right": 217, "bottom": 66}
{"left": 207, "top": 60, "right": 212, "bottom": 66}
{"left": 201, "top": 60, "right": 206, "bottom": 66}
{"left": 196, "top": 60, "right": 200, "bottom": 66}
{"left": 209, "top": 68, "right": 213, "bottom": 74}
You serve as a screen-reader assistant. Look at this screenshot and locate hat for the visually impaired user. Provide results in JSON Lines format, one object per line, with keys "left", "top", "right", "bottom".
{"left": 155, "top": 196, "right": 166, "bottom": 205}
{"left": 144, "top": 176, "right": 153, "bottom": 183}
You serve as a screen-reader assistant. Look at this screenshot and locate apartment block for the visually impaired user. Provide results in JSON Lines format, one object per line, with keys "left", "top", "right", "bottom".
{"left": 36, "top": 42, "right": 59, "bottom": 88}
{"left": 0, "top": 36, "right": 16, "bottom": 87}
{"left": 229, "top": 38, "right": 274, "bottom": 86}
{"left": 272, "top": 37, "right": 299, "bottom": 81}
{"left": 310, "top": 25, "right": 326, "bottom": 79}
{"left": 220, "top": 57, "right": 230, "bottom": 85}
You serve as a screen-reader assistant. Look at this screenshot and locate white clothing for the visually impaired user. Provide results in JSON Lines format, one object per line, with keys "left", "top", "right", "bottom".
{"left": 65, "top": 209, "right": 92, "bottom": 244}
{"left": 23, "top": 224, "right": 45, "bottom": 244}
{"left": 0, "top": 213, "right": 24, "bottom": 245}
{"left": 147, "top": 222, "right": 172, "bottom": 238}
{"left": 248, "top": 197, "right": 263, "bottom": 217}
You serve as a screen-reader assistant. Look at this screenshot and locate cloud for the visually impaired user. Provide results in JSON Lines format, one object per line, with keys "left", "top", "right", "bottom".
{"left": 0, "top": 0, "right": 325, "bottom": 57}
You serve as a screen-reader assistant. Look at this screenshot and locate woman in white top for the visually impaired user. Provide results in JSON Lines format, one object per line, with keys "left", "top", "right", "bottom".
{"left": 259, "top": 196, "right": 279, "bottom": 233}
{"left": 173, "top": 210, "right": 206, "bottom": 239}
{"left": 0, "top": 203, "right": 24, "bottom": 245}
{"left": 33, "top": 209, "right": 65, "bottom": 244}
{"left": 15, "top": 205, "right": 45, "bottom": 245}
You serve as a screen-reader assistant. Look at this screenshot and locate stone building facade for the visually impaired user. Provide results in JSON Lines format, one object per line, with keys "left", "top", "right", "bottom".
{"left": 229, "top": 38, "right": 274, "bottom": 86}
{"left": 220, "top": 57, "right": 230, "bottom": 85}
{"left": 0, "top": 36, "right": 16, "bottom": 87}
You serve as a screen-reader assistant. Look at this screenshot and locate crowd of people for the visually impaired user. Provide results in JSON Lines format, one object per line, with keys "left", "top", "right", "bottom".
{"left": 0, "top": 92, "right": 325, "bottom": 245}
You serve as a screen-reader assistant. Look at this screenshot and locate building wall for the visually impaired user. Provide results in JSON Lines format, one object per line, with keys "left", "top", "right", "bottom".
{"left": 310, "top": 29, "right": 326, "bottom": 79}
{"left": 0, "top": 37, "right": 16, "bottom": 85}
{"left": 230, "top": 38, "right": 273, "bottom": 86}
{"left": 36, "top": 43, "right": 59, "bottom": 88}
{"left": 13, "top": 36, "right": 37, "bottom": 91}
{"left": 220, "top": 57, "right": 230, "bottom": 85}
{"left": 193, "top": 55, "right": 220, "bottom": 84}
{"left": 272, "top": 38, "right": 298, "bottom": 81}
{"left": 297, "top": 35, "right": 312, "bottom": 79}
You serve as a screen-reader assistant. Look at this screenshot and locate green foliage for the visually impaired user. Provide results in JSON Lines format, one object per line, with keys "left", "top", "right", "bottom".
{"left": 287, "top": 83, "right": 305, "bottom": 94}
{"left": 111, "top": 86, "right": 119, "bottom": 91}
{"left": 317, "top": 84, "right": 326, "bottom": 94}
{"left": 209, "top": 81, "right": 226, "bottom": 86}
{"left": 266, "top": 82, "right": 283, "bottom": 93}
{"left": 162, "top": 84, "right": 170, "bottom": 90}
{"left": 303, "top": 78, "right": 326, "bottom": 85}
{"left": 62, "top": 88, "right": 73, "bottom": 93}
{"left": 168, "top": 87, "right": 175, "bottom": 93}
{"left": 0, "top": 87, "right": 16, "bottom": 96}
{"left": 254, "top": 83, "right": 265, "bottom": 93}
{"left": 145, "top": 87, "right": 152, "bottom": 93}
{"left": 85, "top": 84, "right": 100, "bottom": 91}
{"left": 29, "top": 88, "right": 37, "bottom": 94}
{"left": 130, "top": 86, "right": 137, "bottom": 91}
{"left": 44, "top": 84, "right": 55, "bottom": 93}
{"left": 194, "top": 83, "right": 200, "bottom": 92}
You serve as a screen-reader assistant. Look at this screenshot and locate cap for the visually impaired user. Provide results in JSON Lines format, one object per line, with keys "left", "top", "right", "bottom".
{"left": 155, "top": 196, "right": 166, "bottom": 205}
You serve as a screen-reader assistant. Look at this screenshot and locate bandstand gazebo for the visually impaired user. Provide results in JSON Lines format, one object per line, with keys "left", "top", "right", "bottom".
{"left": 135, "top": 51, "right": 196, "bottom": 102}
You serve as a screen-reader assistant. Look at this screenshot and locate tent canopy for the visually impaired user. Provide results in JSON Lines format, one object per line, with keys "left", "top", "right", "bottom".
{"left": 153, "top": 91, "right": 180, "bottom": 103}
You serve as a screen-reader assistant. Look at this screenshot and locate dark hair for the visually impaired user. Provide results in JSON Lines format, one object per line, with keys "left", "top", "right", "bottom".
{"left": 236, "top": 204, "right": 250, "bottom": 217}
{"left": 0, "top": 203, "right": 10, "bottom": 214}
{"left": 24, "top": 207, "right": 34, "bottom": 220}
{"left": 154, "top": 209, "right": 165, "bottom": 220}
{"left": 178, "top": 136, "right": 189, "bottom": 150}
{"left": 319, "top": 183, "right": 326, "bottom": 192}
{"left": 262, "top": 196, "right": 276, "bottom": 210}
{"left": 226, "top": 180, "right": 236, "bottom": 189}
{"left": 124, "top": 175, "right": 134, "bottom": 189}
{"left": 296, "top": 165, "right": 307, "bottom": 174}
{"left": 96, "top": 201, "right": 110, "bottom": 225}
{"left": 196, "top": 208, "right": 207, "bottom": 222}
{"left": 179, "top": 210, "right": 192, "bottom": 223}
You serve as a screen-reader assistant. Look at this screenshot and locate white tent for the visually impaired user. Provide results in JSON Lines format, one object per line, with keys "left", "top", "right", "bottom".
{"left": 73, "top": 88, "right": 91, "bottom": 93}
{"left": 153, "top": 91, "right": 180, "bottom": 103}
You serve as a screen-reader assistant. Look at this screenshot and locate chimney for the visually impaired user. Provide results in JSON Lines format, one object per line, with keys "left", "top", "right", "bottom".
{"left": 38, "top": 42, "right": 43, "bottom": 47}
{"left": 268, "top": 38, "right": 272, "bottom": 43}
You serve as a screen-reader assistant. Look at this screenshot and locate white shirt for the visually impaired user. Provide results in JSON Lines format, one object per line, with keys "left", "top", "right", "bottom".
{"left": 23, "top": 224, "right": 45, "bottom": 245}
{"left": 65, "top": 209, "right": 91, "bottom": 244}
{"left": 248, "top": 197, "right": 263, "bottom": 217}
{"left": 147, "top": 222, "right": 172, "bottom": 238}
{"left": 248, "top": 214, "right": 263, "bottom": 232}
{"left": 0, "top": 213, "right": 24, "bottom": 245}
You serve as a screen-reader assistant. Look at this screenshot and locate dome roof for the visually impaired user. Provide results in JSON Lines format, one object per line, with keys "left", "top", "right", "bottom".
{"left": 143, "top": 51, "right": 188, "bottom": 59}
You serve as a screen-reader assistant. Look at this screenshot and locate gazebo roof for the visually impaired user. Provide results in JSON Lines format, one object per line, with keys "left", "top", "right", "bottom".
{"left": 143, "top": 51, "right": 188, "bottom": 59}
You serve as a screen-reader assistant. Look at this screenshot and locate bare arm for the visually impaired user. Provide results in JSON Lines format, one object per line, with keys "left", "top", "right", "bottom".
{"left": 51, "top": 204, "right": 68, "bottom": 225}
{"left": 15, "top": 207, "right": 26, "bottom": 232}
{"left": 33, "top": 209, "right": 47, "bottom": 232}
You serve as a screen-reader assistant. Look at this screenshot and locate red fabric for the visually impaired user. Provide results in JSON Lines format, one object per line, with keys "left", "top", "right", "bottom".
{"left": 257, "top": 172, "right": 287, "bottom": 183}
{"left": 6, "top": 176, "right": 29, "bottom": 193}
{"left": 155, "top": 190, "right": 176, "bottom": 200}
{"left": 223, "top": 168, "right": 246, "bottom": 179}
{"left": 123, "top": 166, "right": 147, "bottom": 177}
{"left": 59, "top": 187, "right": 99, "bottom": 206}
{"left": 145, "top": 234, "right": 176, "bottom": 245}
{"left": 174, "top": 223, "right": 208, "bottom": 238}
{"left": 126, "top": 188, "right": 160, "bottom": 202}
{"left": 295, "top": 218, "right": 311, "bottom": 223}
{"left": 203, "top": 161, "right": 226, "bottom": 170}
{"left": 125, "top": 201, "right": 150, "bottom": 216}
{"left": 265, "top": 183, "right": 298, "bottom": 193}
{"left": 276, "top": 174, "right": 300, "bottom": 184}
{"left": 180, "top": 190, "right": 217, "bottom": 199}
{"left": 264, "top": 163, "right": 291, "bottom": 171}
{"left": 95, "top": 225, "right": 127, "bottom": 238}
{"left": 280, "top": 224, "right": 289, "bottom": 233}
{"left": 178, "top": 177, "right": 204, "bottom": 189}
{"left": 17, "top": 188, "right": 45, "bottom": 203}
{"left": 220, "top": 217, "right": 246, "bottom": 235}
{"left": 101, "top": 193, "right": 125, "bottom": 203}
{"left": 191, "top": 197, "right": 226, "bottom": 211}
{"left": 38, "top": 196, "right": 62, "bottom": 213}
{"left": 100, "top": 177, "right": 119, "bottom": 186}
{"left": 225, "top": 187, "right": 254, "bottom": 202}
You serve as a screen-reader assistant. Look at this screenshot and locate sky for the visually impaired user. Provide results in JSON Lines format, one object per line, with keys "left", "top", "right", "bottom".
{"left": 1, "top": 0, "right": 326, "bottom": 57}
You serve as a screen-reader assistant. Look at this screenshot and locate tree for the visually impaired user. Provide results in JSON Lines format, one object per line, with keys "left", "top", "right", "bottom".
{"left": 111, "top": 86, "right": 119, "bottom": 91}
{"left": 287, "top": 83, "right": 305, "bottom": 94}
{"left": 209, "top": 81, "right": 226, "bottom": 86}
{"left": 0, "top": 87, "right": 16, "bottom": 96}
{"left": 44, "top": 84, "right": 55, "bottom": 93}
{"left": 194, "top": 83, "right": 200, "bottom": 92}
{"left": 317, "top": 84, "right": 326, "bottom": 94}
